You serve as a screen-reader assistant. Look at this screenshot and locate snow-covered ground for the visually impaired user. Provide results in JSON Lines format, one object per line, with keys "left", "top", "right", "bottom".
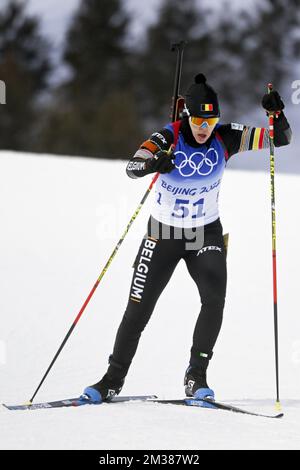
{"left": 0, "top": 147, "right": 300, "bottom": 450}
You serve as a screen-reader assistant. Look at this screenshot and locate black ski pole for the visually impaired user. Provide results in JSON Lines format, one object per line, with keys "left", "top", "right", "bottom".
{"left": 267, "top": 83, "right": 281, "bottom": 411}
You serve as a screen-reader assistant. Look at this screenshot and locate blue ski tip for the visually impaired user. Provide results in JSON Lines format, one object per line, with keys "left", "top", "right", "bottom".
{"left": 82, "top": 387, "right": 102, "bottom": 404}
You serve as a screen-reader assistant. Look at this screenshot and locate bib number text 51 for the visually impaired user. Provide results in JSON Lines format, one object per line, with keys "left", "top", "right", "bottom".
{"left": 171, "top": 197, "right": 205, "bottom": 219}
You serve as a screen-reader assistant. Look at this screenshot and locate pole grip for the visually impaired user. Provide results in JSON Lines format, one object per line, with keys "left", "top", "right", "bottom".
{"left": 267, "top": 83, "right": 274, "bottom": 139}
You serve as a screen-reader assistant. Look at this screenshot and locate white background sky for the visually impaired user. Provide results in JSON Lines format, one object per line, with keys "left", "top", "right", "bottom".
{"left": 23, "top": 0, "right": 257, "bottom": 48}
{"left": 20, "top": 0, "right": 298, "bottom": 100}
{"left": 24, "top": 0, "right": 165, "bottom": 81}
{"left": 26, "top": 0, "right": 162, "bottom": 47}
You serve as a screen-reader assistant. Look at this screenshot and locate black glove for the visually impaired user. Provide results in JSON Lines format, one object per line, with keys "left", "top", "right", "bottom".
{"left": 146, "top": 150, "right": 175, "bottom": 174}
{"left": 261, "top": 90, "right": 285, "bottom": 113}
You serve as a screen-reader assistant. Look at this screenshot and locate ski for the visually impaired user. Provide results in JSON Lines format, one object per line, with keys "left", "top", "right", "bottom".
{"left": 2, "top": 395, "right": 157, "bottom": 411}
{"left": 3, "top": 395, "right": 284, "bottom": 418}
{"left": 148, "top": 398, "right": 284, "bottom": 419}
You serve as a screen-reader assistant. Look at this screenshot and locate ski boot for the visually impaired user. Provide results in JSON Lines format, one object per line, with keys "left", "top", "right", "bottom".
{"left": 184, "top": 366, "right": 215, "bottom": 408}
{"left": 82, "top": 373, "right": 124, "bottom": 404}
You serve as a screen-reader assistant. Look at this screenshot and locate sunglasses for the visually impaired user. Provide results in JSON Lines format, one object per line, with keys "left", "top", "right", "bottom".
{"left": 190, "top": 116, "right": 220, "bottom": 128}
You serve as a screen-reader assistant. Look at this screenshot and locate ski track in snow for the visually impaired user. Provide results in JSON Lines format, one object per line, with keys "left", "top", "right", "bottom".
{"left": 0, "top": 149, "right": 300, "bottom": 450}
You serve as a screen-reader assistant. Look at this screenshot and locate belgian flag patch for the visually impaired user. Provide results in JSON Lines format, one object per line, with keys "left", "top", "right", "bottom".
{"left": 201, "top": 104, "right": 213, "bottom": 111}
